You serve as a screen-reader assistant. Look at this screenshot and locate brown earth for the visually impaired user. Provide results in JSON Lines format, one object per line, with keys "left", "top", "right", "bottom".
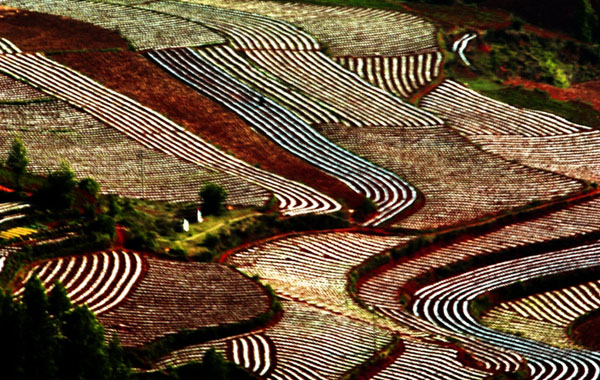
{"left": 570, "top": 313, "right": 600, "bottom": 350}
{"left": 0, "top": 8, "right": 127, "bottom": 52}
{"left": 52, "top": 51, "right": 362, "bottom": 208}
{"left": 505, "top": 77, "right": 600, "bottom": 113}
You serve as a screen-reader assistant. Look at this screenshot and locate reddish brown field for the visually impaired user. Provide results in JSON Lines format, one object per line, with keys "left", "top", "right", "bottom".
{"left": 0, "top": 7, "right": 127, "bottom": 52}
{"left": 505, "top": 77, "right": 600, "bottom": 113}
{"left": 53, "top": 51, "right": 362, "bottom": 208}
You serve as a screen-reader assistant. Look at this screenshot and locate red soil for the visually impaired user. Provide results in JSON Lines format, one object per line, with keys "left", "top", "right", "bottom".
{"left": 505, "top": 77, "right": 600, "bottom": 113}
{"left": 0, "top": 8, "right": 127, "bottom": 52}
{"left": 52, "top": 51, "right": 362, "bottom": 208}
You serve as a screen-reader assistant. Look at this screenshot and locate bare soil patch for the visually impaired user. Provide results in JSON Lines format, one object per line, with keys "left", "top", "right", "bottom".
{"left": 0, "top": 8, "right": 127, "bottom": 52}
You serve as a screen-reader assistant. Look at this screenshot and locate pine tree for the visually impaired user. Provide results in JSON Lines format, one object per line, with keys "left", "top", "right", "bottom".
{"left": 6, "top": 136, "right": 28, "bottom": 190}
{"left": 60, "top": 305, "right": 110, "bottom": 380}
{"left": 22, "top": 276, "right": 58, "bottom": 380}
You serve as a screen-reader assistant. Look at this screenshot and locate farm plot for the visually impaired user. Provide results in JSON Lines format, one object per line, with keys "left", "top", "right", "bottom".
{"left": 0, "top": 0, "right": 224, "bottom": 50}
{"left": 373, "top": 340, "right": 488, "bottom": 380}
{"left": 52, "top": 50, "right": 361, "bottom": 210}
{"left": 99, "top": 257, "right": 271, "bottom": 347}
{"left": 482, "top": 280, "right": 600, "bottom": 350}
{"left": 148, "top": 47, "right": 418, "bottom": 226}
{"left": 421, "top": 80, "right": 600, "bottom": 182}
{"left": 226, "top": 231, "right": 412, "bottom": 323}
{"left": 412, "top": 241, "right": 600, "bottom": 380}
{"left": 184, "top": 0, "right": 439, "bottom": 56}
{"left": 13, "top": 251, "right": 145, "bottom": 316}
{"left": 0, "top": 49, "right": 341, "bottom": 216}
{"left": 317, "top": 123, "right": 582, "bottom": 230}
{"left": 0, "top": 99, "right": 270, "bottom": 206}
{"left": 0, "top": 73, "right": 46, "bottom": 101}
{"left": 334, "top": 53, "right": 443, "bottom": 98}
{"left": 358, "top": 198, "right": 600, "bottom": 372}
{"left": 158, "top": 299, "right": 394, "bottom": 379}
{"left": 139, "top": 1, "right": 442, "bottom": 128}
{"left": 225, "top": 232, "right": 495, "bottom": 378}
{"left": 0, "top": 7, "right": 128, "bottom": 53}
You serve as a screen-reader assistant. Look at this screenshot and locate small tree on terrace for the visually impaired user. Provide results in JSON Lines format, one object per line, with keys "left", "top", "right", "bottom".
{"left": 200, "top": 183, "right": 228, "bottom": 216}
{"left": 6, "top": 136, "right": 28, "bottom": 190}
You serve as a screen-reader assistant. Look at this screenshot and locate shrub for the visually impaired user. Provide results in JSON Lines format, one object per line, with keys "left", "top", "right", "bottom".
{"left": 6, "top": 136, "right": 28, "bottom": 190}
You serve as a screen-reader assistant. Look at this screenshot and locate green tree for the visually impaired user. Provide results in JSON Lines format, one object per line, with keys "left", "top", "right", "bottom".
{"left": 575, "top": 0, "right": 600, "bottom": 42}
{"left": 0, "top": 289, "right": 25, "bottom": 378}
{"left": 6, "top": 136, "right": 28, "bottom": 190}
{"left": 107, "top": 334, "right": 131, "bottom": 380}
{"left": 200, "top": 183, "right": 228, "bottom": 216}
{"left": 59, "top": 305, "right": 110, "bottom": 380}
{"left": 78, "top": 177, "right": 100, "bottom": 199}
{"left": 22, "top": 276, "right": 58, "bottom": 380}
{"left": 48, "top": 281, "right": 72, "bottom": 320}
{"left": 36, "top": 161, "right": 77, "bottom": 210}
{"left": 202, "top": 348, "right": 228, "bottom": 380}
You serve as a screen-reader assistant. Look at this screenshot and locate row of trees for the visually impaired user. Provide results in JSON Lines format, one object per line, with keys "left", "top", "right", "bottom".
{"left": 0, "top": 276, "right": 130, "bottom": 380}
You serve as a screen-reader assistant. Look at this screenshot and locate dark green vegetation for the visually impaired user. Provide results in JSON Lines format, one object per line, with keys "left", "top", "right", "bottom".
{"left": 0, "top": 277, "right": 130, "bottom": 380}
{"left": 6, "top": 136, "right": 28, "bottom": 191}
{"left": 136, "top": 348, "right": 257, "bottom": 380}
{"left": 199, "top": 183, "right": 227, "bottom": 216}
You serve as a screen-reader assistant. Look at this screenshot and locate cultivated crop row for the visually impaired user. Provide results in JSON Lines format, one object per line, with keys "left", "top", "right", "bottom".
{"left": 413, "top": 242, "right": 600, "bottom": 380}
{"left": 229, "top": 333, "right": 273, "bottom": 377}
{"left": 318, "top": 123, "right": 582, "bottom": 230}
{"left": 0, "top": 100, "right": 270, "bottom": 206}
{"left": 482, "top": 280, "right": 600, "bottom": 349}
{"left": 148, "top": 47, "right": 418, "bottom": 226}
{"left": 158, "top": 299, "right": 394, "bottom": 380}
{"left": 334, "top": 52, "right": 443, "bottom": 98}
{"left": 373, "top": 340, "right": 488, "bottom": 380}
{"left": 144, "top": 1, "right": 319, "bottom": 51}
{"left": 0, "top": 73, "right": 45, "bottom": 101}
{"left": 14, "top": 251, "right": 144, "bottom": 315}
{"left": 360, "top": 198, "right": 600, "bottom": 308}
{"left": 464, "top": 130, "right": 600, "bottom": 183}
{"left": 195, "top": 45, "right": 339, "bottom": 126}
{"left": 0, "top": 49, "right": 341, "bottom": 216}
{"left": 0, "top": 202, "right": 29, "bottom": 216}
{"left": 421, "top": 80, "right": 600, "bottom": 182}
{"left": 0, "top": 0, "right": 225, "bottom": 50}
{"left": 184, "top": 0, "right": 439, "bottom": 56}
{"left": 227, "top": 231, "right": 410, "bottom": 320}
{"left": 140, "top": 0, "right": 442, "bottom": 128}
{"left": 421, "top": 80, "right": 591, "bottom": 136}
{"left": 225, "top": 230, "right": 495, "bottom": 379}
{"left": 99, "top": 257, "right": 271, "bottom": 347}
{"left": 0, "top": 38, "right": 20, "bottom": 54}
{"left": 358, "top": 198, "right": 600, "bottom": 371}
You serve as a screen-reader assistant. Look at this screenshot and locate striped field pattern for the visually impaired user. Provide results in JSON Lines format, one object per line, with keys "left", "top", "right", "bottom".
{"left": 0, "top": 49, "right": 341, "bottom": 216}
{"left": 334, "top": 53, "right": 443, "bottom": 98}
{"left": 14, "top": 251, "right": 144, "bottom": 315}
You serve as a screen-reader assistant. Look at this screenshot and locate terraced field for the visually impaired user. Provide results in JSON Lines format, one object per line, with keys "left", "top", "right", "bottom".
{"left": 421, "top": 80, "right": 600, "bottom": 183}
{"left": 482, "top": 280, "right": 600, "bottom": 350}
{"left": 0, "top": 86, "right": 270, "bottom": 205}
{"left": 13, "top": 252, "right": 271, "bottom": 347}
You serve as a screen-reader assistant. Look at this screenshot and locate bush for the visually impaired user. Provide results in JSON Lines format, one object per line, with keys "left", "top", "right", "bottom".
{"left": 78, "top": 177, "right": 100, "bottom": 199}
{"left": 35, "top": 161, "right": 77, "bottom": 210}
